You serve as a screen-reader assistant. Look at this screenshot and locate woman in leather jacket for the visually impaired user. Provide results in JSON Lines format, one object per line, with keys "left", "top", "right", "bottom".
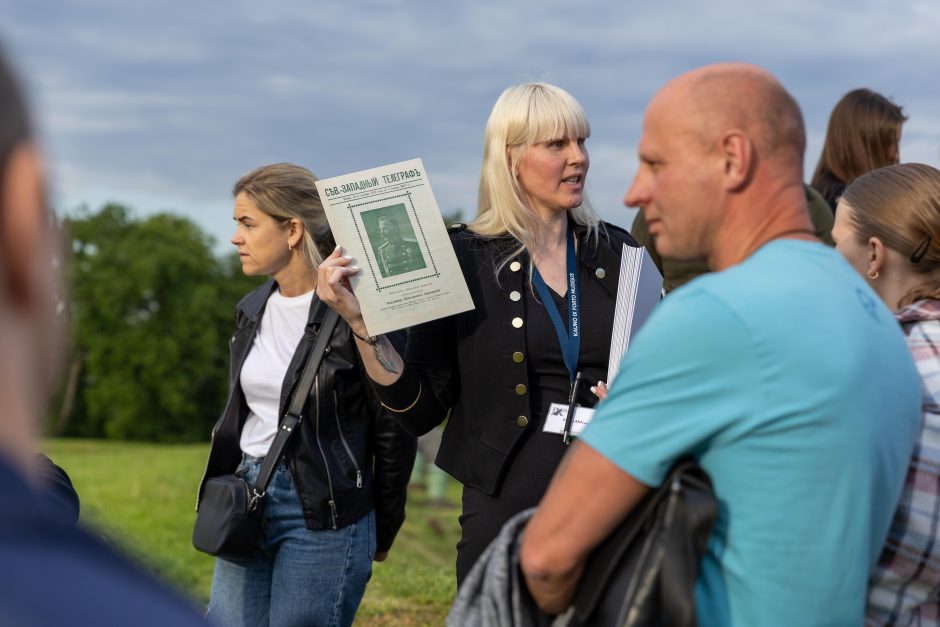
{"left": 196, "top": 163, "right": 416, "bottom": 627}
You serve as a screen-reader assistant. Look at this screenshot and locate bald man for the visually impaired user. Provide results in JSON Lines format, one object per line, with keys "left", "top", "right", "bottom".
{"left": 520, "top": 64, "right": 921, "bottom": 625}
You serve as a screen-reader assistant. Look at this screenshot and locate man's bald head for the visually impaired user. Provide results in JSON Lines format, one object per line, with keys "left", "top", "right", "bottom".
{"left": 653, "top": 63, "right": 805, "bottom": 171}
{"left": 626, "top": 63, "right": 812, "bottom": 267}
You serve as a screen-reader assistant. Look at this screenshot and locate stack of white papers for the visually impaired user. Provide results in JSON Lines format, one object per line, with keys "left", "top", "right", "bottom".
{"left": 607, "top": 245, "right": 664, "bottom": 385}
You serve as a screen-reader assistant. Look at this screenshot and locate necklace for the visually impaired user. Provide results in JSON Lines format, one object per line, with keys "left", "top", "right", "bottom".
{"left": 773, "top": 227, "right": 817, "bottom": 240}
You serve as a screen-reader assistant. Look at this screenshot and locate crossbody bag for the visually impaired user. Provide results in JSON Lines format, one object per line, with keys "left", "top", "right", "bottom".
{"left": 192, "top": 305, "right": 339, "bottom": 560}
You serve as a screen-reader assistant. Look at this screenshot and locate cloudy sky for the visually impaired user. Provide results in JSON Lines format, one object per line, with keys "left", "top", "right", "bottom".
{"left": 4, "top": 0, "right": 939, "bottom": 251}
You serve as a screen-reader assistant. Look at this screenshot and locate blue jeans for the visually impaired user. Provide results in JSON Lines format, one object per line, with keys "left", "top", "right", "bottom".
{"left": 207, "top": 455, "right": 375, "bottom": 627}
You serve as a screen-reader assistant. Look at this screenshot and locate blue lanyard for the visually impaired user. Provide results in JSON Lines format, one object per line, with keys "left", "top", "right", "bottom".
{"left": 532, "top": 226, "right": 580, "bottom": 385}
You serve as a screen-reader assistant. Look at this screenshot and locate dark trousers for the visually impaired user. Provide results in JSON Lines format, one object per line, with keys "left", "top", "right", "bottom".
{"left": 455, "top": 427, "right": 569, "bottom": 585}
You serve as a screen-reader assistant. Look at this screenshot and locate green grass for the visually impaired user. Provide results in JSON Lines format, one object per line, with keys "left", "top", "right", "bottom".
{"left": 44, "top": 439, "right": 461, "bottom": 626}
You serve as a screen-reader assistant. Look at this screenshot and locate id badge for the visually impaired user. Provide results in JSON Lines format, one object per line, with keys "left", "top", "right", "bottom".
{"left": 542, "top": 402, "right": 595, "bottom": 437}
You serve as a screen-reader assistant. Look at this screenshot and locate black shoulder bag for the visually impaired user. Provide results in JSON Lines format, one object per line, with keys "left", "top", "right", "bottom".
{"left": 570, "top": 459, "right": 717, "bottom": 627}
{"left": 192, "top": 307, "right": 339, "bottom": 560}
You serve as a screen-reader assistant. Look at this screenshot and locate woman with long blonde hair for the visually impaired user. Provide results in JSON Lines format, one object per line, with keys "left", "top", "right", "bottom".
{"left": 318, "top": 82, "right": 641, "bottom": 583}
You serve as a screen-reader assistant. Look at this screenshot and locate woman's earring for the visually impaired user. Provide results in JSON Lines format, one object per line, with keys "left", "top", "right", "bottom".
{"left": 288, "top": 243, "right": 293, "bottom": 252}
{"left": 867, "top": 269, "right": 879, "bottom": 280}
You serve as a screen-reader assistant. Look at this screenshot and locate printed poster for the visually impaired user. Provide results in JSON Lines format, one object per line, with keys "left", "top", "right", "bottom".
{"left": 316, "top": 158, "right": 474, "bottom": 336}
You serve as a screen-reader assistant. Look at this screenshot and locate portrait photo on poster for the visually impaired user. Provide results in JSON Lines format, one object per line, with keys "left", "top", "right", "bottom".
{"left": 361, "top": 204, "right": 428, "bottom": 278}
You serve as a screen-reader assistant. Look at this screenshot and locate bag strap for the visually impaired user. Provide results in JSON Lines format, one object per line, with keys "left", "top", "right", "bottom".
{"left": 250, "top": 302, "right": 340, "bottom": 504}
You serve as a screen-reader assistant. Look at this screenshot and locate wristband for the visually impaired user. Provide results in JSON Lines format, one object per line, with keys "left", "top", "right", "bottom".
{"left": 351, "top": 328, "right": 379, "bottom": 345}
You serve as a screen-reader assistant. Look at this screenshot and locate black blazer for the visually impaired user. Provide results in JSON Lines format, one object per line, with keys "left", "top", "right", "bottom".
{"left": 375, "top": 221, "right": 638, "bottom": 494}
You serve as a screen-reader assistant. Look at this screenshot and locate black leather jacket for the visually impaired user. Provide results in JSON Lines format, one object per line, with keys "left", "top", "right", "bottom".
{"left": 197, "top": 280, "right": 416, "bottom": 552}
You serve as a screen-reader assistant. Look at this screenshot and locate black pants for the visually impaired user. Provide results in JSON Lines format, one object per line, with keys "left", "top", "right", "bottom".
{"left": 455, "top": 427, "right": 569, "bottom": 585}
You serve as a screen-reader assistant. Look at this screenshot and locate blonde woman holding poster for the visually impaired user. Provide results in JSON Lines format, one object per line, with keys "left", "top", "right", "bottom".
{"left": 318, "top": 83, "right": 641, "bottom": 584}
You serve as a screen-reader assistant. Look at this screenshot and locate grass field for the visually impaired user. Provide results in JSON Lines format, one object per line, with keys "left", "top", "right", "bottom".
{"left": 44, "top": 439, "right": 461, "bottom": 626}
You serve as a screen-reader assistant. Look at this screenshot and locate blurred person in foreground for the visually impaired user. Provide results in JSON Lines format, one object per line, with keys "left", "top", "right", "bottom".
{"left": 832, "top": 163, "right": 940, "bottom": 625}
{"left": 0, "top": 48, "right": 204, "bottom": 626}
{"left": 811, "top": 88, "right": 906, "bottom": 212}
{"left": 520, "top": 63, "right": 921, "bottom": 625}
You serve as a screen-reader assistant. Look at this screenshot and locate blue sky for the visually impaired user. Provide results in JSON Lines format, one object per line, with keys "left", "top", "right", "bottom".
{"left": 4, "top": 0, "right": 939, "bottom": 251}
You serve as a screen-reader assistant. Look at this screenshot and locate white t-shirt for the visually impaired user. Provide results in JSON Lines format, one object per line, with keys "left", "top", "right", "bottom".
{"left": 239, "top": 288, "right": 314, "bottom": 457}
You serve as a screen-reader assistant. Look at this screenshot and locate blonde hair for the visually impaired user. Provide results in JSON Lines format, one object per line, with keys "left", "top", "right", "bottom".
{"left": 471, "top": 83, "right": 601, "bottom": 266}
{"left": 233, "top": 163, "right": 334, "bottom": 271}
{"left": 842, "top": 163, "right": 940, "bottom": 307}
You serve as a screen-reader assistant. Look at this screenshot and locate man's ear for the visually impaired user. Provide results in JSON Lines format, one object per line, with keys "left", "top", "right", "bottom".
{"left": 718, "top": 130, "right": 753, "bottom": 191}
{"left": 0, "top": 141, "right": 46, "bottom": 310}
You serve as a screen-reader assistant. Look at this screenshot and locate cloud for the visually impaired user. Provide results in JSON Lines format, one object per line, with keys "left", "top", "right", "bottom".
{"left": 2, "top": 0, "right": 938, "bottom": 253}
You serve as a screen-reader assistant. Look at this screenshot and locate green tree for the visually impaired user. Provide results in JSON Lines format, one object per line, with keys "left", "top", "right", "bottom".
{"left": 59, "top": 203, "right": 261, "bottom": 441}
{"left": 441, "top": 208, "right": 464, "bottom": 227}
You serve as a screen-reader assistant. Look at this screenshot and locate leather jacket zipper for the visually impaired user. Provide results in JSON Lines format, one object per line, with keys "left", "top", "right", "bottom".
{"left": 314, "top": 375, "right": 339, "bottom": 529}
{"left": 196, "top": 360, "right": 238, "bottom": 509}
{"left": 333, "top": 390, "right": 363, "bottom": 488}
{"left": 196, "top": 331, "right": 252, "bottom": 510}
{"left": 195, "top": 426, "right": 218, "bottom": 511}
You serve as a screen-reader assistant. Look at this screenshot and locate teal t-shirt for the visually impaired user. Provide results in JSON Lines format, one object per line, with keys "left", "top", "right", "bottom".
{"left": 582, "top": 240, "right": 921, "bottom": 626}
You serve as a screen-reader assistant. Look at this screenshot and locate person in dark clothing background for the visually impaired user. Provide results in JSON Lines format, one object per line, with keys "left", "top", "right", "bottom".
{"left": 811, "top": 88, "right": 906, "bottom": 211}
{"left": 36, "top": 453, "right": 80, "bottom": 524}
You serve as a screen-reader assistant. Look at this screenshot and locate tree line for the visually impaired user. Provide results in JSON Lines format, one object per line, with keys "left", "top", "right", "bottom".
{"left": 51, "top": 203, "right": 463, "bottom": 442}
